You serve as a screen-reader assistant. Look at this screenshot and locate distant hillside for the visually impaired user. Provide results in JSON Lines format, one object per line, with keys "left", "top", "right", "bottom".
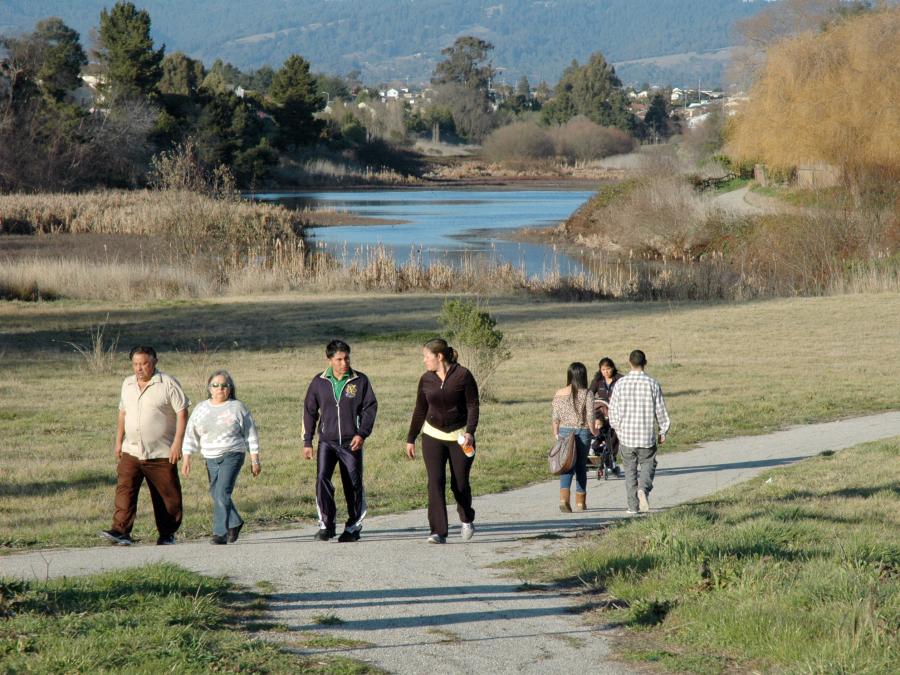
{"left": 0, "top": 0, "right": 768, "bottom": 86}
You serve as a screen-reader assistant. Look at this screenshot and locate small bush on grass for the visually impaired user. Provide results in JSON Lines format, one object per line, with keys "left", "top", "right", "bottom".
{"left": 439, "top": 298, "right": 511, "bottom": 399}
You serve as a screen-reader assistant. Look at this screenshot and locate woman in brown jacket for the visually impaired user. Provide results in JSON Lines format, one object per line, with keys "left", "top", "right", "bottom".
{"left": 406, "top": 338, "right": 479, "bottom": 544}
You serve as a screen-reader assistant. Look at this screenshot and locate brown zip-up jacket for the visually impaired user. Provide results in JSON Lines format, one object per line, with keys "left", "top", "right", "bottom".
{"left": 407, "top": 363, "right": 479, "bottom": 443}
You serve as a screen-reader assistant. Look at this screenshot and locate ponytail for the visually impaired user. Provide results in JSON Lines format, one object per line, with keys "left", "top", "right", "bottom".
{"left": 424, "top": 338, "right": 457, "bottom": 365}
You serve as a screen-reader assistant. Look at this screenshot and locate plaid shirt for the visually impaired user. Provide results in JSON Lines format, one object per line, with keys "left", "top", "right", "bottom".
{"left": 608, "top": 370, "right": 670, "bottom": 448}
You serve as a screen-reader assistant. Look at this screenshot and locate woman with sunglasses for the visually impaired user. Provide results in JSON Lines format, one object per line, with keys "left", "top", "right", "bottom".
{"left": 182, "top": 370, "right": 260, "bottom": 544}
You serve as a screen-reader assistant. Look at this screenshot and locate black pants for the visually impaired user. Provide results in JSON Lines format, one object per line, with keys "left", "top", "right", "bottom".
{"left": 422, "top": 434, "right": 475, "bottom": 538}
{"left": 316, "top": 439, "right": 366, "bottom": 533}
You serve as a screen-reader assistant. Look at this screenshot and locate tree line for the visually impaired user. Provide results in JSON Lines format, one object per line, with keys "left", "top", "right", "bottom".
{"left": 0, "top": 2, "right": 672, "bottom": 192}
{"left": 0, "top": 2, "right": 324, "bottom": 191}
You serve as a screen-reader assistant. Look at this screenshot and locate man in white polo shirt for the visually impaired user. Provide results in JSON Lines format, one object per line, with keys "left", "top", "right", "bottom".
{"left": 100, "top": 345, "right": 189, "bottom": 546}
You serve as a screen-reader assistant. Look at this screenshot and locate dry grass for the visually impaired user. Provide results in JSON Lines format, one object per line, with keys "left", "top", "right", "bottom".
{"left": 3, "top": 238, "right": 899, "bottom": 304}
{"left": 0, "top": 190, "right": 304, "bottom": 238}
{"left": 1, "top": 291, "right": 899, "bottom": 549}
{"left": 563, "top": 174, "right": 723, "bottom": 256}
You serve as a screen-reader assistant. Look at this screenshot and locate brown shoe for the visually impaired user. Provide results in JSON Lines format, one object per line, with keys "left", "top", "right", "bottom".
{"left": 559, "top": 488, "right": 572, "bottom": 513}
{"left": 574, "top": 492, "right": 587, "bottom": 511}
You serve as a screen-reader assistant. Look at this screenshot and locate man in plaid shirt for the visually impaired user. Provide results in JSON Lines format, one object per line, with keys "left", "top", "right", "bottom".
{"left": 609, "top": 349, "right": 670, "bottom": 514}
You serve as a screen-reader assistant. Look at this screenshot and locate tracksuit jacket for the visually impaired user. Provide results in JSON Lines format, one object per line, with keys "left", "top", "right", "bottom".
{"left": 303, "top": 369, "right": 378, "bottom": 446}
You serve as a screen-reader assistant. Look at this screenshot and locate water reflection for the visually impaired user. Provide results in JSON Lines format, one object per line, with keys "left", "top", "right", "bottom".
{"left": 250, "top": 189, "right": 595, "bottom": 277}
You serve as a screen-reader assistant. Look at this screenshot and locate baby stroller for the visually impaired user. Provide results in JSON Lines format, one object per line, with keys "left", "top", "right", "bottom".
{"left": 590, "top": 400, "right": 622, "bottom": 480}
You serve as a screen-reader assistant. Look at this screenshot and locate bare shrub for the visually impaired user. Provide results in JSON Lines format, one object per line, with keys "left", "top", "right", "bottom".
{"left": 551, "top": 117, "right": 635, "bottom": 163}
{"left": 60, "top": 314, "right": 120, "bottom": 374}
{"left": 149, "top": 139, "right": 236, "bottom": 197}
{"left": 176, "top": 339, "right": 221, "bottom": 402}
{"left": 481, "top": 122, "right": 554, "bottom": 163}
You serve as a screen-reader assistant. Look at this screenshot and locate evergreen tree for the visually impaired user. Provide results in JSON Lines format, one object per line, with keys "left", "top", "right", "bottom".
{"left": 432, "top": 36, "right": 495, "bottom": 92}
{"left": 201, "top": 59, "right": 243, "bottom": 93}
{"left": 269, "top": 54, "right": 323, "bottom": 147}
{"left": 515, "top": 75, "right": 531, "bottom": 99}
{"left": 159, "top": 52, "right": 205, "bottom": 96}
{"left": 541, "top": 53, "right": 635, "bottom": 132}
{"left": 643, "top": 92, "right": 670, "bottom": 141}
{"left": 96, "top": 1, "right": 164, "bottom": 100}
{"left": 33, "top": 18, "right": 87, "bottom": 100}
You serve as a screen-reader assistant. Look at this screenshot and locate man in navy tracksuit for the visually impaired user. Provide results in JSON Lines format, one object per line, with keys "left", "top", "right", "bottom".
{"left": 302, "top": 340, "right": 378, "bottom": 542}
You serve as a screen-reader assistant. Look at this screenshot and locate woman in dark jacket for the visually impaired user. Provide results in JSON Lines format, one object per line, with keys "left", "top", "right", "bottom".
{"left": 589, "top": 357, "right": 622, "bottom": 475}
{"left": 406, "top": 338, "right": 479, "bottom": 544}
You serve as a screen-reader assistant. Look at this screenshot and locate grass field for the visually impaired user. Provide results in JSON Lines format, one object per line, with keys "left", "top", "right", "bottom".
{"left": 503, "top": 437, "right": 900, "bottom": 674}
{"left": 1, "top": 291, "right": 898, "bottom": 549}
{"left": 0, "top": 562, "right": 380, "bottom": 673}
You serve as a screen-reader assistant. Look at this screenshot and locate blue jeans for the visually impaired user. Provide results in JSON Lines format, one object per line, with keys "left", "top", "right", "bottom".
{"left": 558, "top": 427, "right": 591, "bottom": 493}
{"left": 206, "top": 452, "right": 245, "bottom": 536}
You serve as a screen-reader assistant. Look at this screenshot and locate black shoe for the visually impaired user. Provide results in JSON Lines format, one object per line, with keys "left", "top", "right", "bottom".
{"left": 156, "top": 534, "right": 176, "bottom": 545}
{"left": 100, "top": 529, "right": 133, "bottom": 546}
{"left": 337, "top": 530, "right": 360, "bottom": 543}
{"left": 314, "top": 528, "right": 336, "bottom": 541}
{"left": 227, "top": 523, "right": 243, "bottom": 543}
{"left": 210, "top": 534, "right": 228, "bottom": 545}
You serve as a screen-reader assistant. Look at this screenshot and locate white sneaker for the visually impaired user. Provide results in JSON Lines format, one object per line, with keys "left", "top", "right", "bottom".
{"left": 461, "top": 522, "right": 474, "bottom": 541}
{"left": 625, "top": 509, "right": 639, "bottom": 516}
{"left": 637, "top": 489, "right": 650, "bottom": 513}
{"left": 427, "top": 533, "right": 446, "bottom": 544}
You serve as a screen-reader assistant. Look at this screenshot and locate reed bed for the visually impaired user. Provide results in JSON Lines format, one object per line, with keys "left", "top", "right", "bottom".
{"left": 0, "top": 190, "right": 305, "bottom": 238}
{"left": 4, "top": 240, "right": 898, "bottom": 303}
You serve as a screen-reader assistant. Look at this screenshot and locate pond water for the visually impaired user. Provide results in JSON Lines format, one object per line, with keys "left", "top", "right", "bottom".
{"left": 250, "top": 189, "right": 595, "bottom": 277}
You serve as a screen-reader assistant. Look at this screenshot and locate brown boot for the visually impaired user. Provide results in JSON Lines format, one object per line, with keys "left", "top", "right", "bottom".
{"left": 559, "top": 488, "right": 572, "bottom": 513}
{"left": 575, "top": 492, "right": 587, "bottom": 512}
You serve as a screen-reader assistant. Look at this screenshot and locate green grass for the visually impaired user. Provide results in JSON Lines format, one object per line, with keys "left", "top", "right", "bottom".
{"left": 504, "top": 438, "right": 900, "bottom": 674}
{"left": 1, "top": 291, "right": 899, "bottom": 549}
{"left": 287, "top": 633, "right": 373, "bottom": 649}
{"left": 311, "top": 613, "right": 346, "bottom": 626}
{"left": 750, "top": 184, "right": 845, "bottom": 208}
{"left": 0, "top": 562, "right": 377, "bottom": 673}
{"left": 712, "top": 177, "right": 751, "bottom": 193}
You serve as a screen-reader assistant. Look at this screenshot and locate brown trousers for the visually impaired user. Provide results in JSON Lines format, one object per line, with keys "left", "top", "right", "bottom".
{"left": 112, "top": 453, "right": 183, "bottom": 536}
{"left": 421, "top": 434, "right": 475, "bottom": 538}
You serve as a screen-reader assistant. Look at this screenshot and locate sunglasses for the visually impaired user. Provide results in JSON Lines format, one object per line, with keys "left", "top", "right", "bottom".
{"left": 209, "top": 383, "right": 231, "bottom": 389}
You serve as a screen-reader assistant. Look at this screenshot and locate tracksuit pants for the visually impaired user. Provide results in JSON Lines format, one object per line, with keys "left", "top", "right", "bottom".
{"left": 421, "top": 434, "right": 475, "bottom": 538}
{"left": 316, "top": 439, "right": 366, "bottom": 533}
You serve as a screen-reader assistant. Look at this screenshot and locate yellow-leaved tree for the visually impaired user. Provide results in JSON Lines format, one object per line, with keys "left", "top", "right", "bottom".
{"left": 728, "top": 6, "right": 900, "bottom": 183}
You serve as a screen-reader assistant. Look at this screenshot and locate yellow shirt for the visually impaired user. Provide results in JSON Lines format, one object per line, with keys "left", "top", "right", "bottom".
{"left": 119, "top": 371, "right": 190, "bottom": 460}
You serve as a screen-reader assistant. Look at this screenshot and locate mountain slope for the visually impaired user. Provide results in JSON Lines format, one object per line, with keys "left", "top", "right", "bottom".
{"left": 0, "top": 0, "right": 768, "bottom": 85}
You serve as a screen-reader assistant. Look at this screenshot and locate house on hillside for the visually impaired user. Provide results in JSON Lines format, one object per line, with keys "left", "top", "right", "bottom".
{"left": 70, "top": 73, "right": 104, "bottom": 110}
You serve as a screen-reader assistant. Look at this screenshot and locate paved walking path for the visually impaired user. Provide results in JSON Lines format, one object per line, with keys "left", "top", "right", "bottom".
{"left": 3, "top": 412, "right": 899, "bottom": 674}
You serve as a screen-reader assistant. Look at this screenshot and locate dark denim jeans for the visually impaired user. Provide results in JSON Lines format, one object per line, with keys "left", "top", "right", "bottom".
{"left": 558, "top": 427, "right": 591, "bottom": 493}
{"left": 206, "top": 452, "right": 245, "bottom": 536}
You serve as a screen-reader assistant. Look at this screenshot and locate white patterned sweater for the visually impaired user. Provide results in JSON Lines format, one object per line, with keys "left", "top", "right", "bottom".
{"left": 183, "top": 399, "right": 260, "bottom": 459}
